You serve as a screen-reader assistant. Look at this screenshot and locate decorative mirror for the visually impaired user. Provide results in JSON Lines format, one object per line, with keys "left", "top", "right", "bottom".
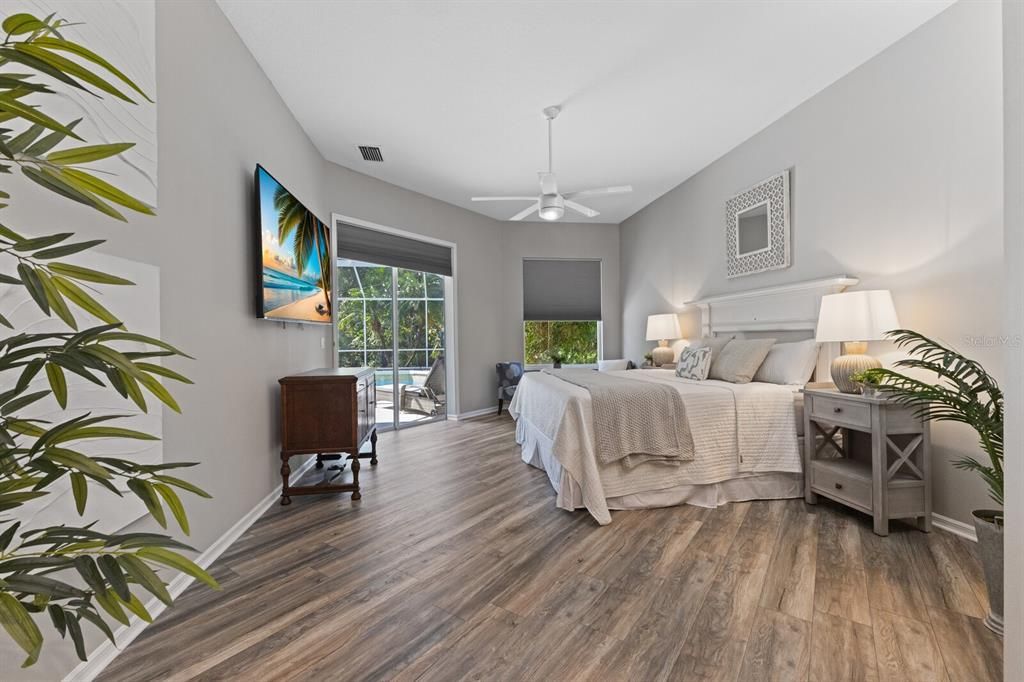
{"left": 726, "top": 170, "right": 790, "bottom": 278}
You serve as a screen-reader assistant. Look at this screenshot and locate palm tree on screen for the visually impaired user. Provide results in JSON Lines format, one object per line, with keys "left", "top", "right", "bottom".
{"left": 274, "top": 186, "right": 332, "bottom": 315}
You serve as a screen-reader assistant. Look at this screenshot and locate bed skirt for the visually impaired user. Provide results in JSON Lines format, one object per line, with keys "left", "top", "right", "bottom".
{"left": 516, "top": 417, "right": 803, "bottom": 513}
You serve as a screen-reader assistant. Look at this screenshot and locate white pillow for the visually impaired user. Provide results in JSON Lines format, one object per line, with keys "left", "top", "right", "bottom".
{"left": 753, "top": 339, "right": 820, "bottom": 385}
{"left": 597, "top": 359, "right": 630, "bottom": 372}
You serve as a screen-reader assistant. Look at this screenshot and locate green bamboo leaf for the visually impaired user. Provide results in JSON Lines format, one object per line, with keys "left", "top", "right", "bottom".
{"left": 153, "top": 482, "right": 189, "bottom": 534}
{"left": 0, "top": 312, "right": 12, "bottom": 329}
{"left": 60, "top": 168, "right": 154, "bottom": 215}
{"left": 47, "top": 262, "right": 133, "bottom": 285}
{"left": 97, "top": 555, "right": 131, "bottom": 601}
{"left": 44, "top": 447, "right": 111, "bottom": 479}
{"left": 34, "top": 37, "right": 152, "bottom": 102}
{"left": 6, "top": 122, "right": 44, "bottom": 153}
{"left": 16, "top": 262, "right": 48, "bottom": 314}
{"left": 70, "top": 471, "right": 87, "bottom": 514}
{"left": 137, "top": 547, "right": 219, "bottom": 590}
{"left": 135, "top": 362, "right": 193, "bottom": 384}
{"left": 22, "top": 166, "right": 126, "bottom": 220}
{"left": 0, "top": 93, "right": 82, "bottom": 139}
{"left": 23, "top": 117, "right": 81, "bottom": 156}
{"left": 14, "top": 44, "right": 137, "bottom": 103}
{"left": 0, "top": 593, "right": 42, "bottom": 667}
{"left": 47, "top": 142, "right": 134, "bottom": 165}
{"left": 44, "top": 362, "right": 67, "bottom": 408}
{"left": 3, "top": 13, "right": 44, "bottom": 34}
{"left": 98, "top": 332, "right": 193, "bottom": 359}
{"left": 153, "top": 474, "right": 211, "bottom": 499}
{"left": 137, "top": 372, "right": 181, "bottom": 413}
{"left": 2, "top": 574, "right": 87, "bottom": 600}
{"left": 11, "top": 232, "right": 71, "bottom": 251}
{"left": 47, "top": 605, "right": 66, "bottom": 638}
{"left": 2, "top": 389, "right": 50, "bottom": 415}
{"left": 65, "top": 614, "right": 87, "bottom": 661}
{"left": 54, "top": 425, "right": 159, "bottom": 444}
{"left": 0, "top": 273, "right": 20, "bottom": 284}
{"left": 117, "top": 555, "right": 171, "bottom": 605}
{"left": 51, "top": 275, "right": 120, "bottom": 324}
{"left": 0, "top": 520, "right": 19, "bottom": 551}
{"left": 118, "top": 592, "right": 152, "bottom": 623}
{"left": 93, "top": 587, "right": 130, "bottom": 626}
{"left": 127, "top": 478, "right": 164, "bottom": 527}
{"left": 77, "top": 607, "right": 116, "bottom": 645}
{"left": 119, "top": 370, "right": 148, "bottom": 412}
{"left": 32, "top": 238, "right": 105, "bottom": 259}
{"left": 36, "top": 269, "right": 77, "bottom": 330}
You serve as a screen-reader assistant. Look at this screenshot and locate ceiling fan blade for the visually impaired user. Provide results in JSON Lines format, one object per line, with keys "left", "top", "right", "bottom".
{"left": 565, "top": 200, "right": 599, "bottom": 218}
{"left": 508, "top": 203, "right": 539, "bottom": 221}
{"left": 471, "top": 196, "right": 537, "bottom": 202}
{"left": 538, "top": 172, "right": 558, "bottom": 196}
{"left": 563, "top": 185, "right": 633, "bottom": 199}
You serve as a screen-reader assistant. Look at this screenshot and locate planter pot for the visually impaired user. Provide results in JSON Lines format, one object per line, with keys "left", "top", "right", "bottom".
{"left": 972, "top": 509, "right": 1004, "bottom": 637}
{"left": 552, "top": 361, "right": 562, "bottom": 369}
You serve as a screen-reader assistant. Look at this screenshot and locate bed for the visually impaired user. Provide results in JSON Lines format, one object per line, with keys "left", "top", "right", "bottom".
{"left": 509, "top": 275, "right": 858, "bottom": 525}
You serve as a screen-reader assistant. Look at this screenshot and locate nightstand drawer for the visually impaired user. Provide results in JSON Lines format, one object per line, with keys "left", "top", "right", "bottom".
{"left": 811, "top": 461, "right": 872, "bottom": 511}
{"left": 809, "top": 394, "right": 872, "bottom": 429}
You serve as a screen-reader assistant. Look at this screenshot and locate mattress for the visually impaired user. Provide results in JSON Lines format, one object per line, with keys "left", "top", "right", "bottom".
{"left": 509, "top": 369, "right": 805, "bottom": 525}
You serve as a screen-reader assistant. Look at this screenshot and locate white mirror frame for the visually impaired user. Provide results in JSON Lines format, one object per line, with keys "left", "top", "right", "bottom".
{"left": 725, "top": 169, "right": 791, "bottom": 278}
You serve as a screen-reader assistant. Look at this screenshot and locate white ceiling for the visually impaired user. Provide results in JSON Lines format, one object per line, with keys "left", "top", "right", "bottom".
{"left": 218, "top": 0, "right": 953, "bottom": 224}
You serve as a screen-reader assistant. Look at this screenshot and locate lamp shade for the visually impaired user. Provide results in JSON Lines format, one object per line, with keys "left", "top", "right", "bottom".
{"left": 815, "top": 290, "right": 900, "bottom": 343}
{"left": 646, "top": 313, "right": 681, "bottom": 341}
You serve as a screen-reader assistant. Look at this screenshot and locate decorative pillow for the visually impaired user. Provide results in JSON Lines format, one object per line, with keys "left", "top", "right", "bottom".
{"left": 598, "top": 359, "right": 631, "bottom": 372}
{"left": 708, "top": 338, "right": 777, "bottom": 383}
{"left": 691, "top": 335, "right": 734, "bottom": 358}
{"left": 754, "top": 339, "right": 821, "bottom": 385}
{"left": 675, "top": 346, "right": 713, "bottom": 380}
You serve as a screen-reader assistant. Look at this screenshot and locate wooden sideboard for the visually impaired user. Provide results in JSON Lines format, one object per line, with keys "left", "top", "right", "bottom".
{"left": 278, "top": 367, "right": 377, "bottom": 505}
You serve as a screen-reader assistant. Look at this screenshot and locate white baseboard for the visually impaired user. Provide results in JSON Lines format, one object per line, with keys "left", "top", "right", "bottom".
{"left": 449, "top": 406, "right": 498, "bottom": 421}
{"left": 63, "top": 457, "right": 317, "bottom": 682}
{"left": 933, "top": 513, "right": 978, "bottom": 542}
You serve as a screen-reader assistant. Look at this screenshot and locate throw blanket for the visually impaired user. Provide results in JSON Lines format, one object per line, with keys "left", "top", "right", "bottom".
{"left": 543, "top": 369, "right": 694, "bottom": 468}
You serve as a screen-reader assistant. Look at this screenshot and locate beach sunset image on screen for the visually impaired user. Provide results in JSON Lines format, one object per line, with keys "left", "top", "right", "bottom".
{"left": 256, "top": 166, "right": 332, "bottom": 323}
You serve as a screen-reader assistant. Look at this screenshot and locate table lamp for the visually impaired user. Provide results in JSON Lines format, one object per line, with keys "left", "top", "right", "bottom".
{"left": 815, "top": 290, "right": 900, "bottom": 393}
{"left": 646, "top": 313, "right": 681, "bottom": 367}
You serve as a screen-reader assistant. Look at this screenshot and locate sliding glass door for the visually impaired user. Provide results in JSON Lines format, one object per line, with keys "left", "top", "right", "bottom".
{"left": 336, "top": 259, "right": 447, "bottom": 429}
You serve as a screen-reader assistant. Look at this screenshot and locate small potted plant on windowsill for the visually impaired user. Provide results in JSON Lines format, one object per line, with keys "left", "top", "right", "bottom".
{"left": 861, "top": 329, "right": 1004, "bottom": 636}
{"left": 549, "top": 351, "right": 565, "bottom": 369}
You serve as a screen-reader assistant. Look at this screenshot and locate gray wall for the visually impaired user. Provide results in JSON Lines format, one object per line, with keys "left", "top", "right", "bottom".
{"left": 1003, "top": 0, "right": 1023, "bottom": 677}
{"left": 500, "top": 221, "right": 622, "bottom": 363}
{"left": 620, "top": 0, "right": 1003, "bottom": 525}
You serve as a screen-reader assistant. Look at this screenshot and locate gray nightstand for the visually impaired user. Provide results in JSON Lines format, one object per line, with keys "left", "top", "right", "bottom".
{"left": 802, "top": 387, "right": 932, "bottom": 536}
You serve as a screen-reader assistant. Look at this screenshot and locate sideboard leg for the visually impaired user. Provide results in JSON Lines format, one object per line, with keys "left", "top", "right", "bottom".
{"left": 370, "top": 429, "right": 378, "bottom": 466}
{"left": 350, "top": 453, "right": 362, "bottom": 500}
{"left": 280, "top": 455, "right": 292, "bottom": 506}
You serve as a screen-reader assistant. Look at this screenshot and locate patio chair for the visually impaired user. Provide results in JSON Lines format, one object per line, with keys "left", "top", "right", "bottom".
{"left": 495, "top": 362, "right": 524, "bottom": 415}
{"left": 400, "top": 356, "right": 446, "bottom": 416}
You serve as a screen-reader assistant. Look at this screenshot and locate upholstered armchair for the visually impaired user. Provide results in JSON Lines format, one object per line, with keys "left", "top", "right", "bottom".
{"left": 495, "top": 362, "right": 524, "bottom": 415}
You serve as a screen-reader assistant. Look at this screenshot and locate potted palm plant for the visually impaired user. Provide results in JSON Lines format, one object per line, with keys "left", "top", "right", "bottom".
{"left": 549, "top": 351, "right": 565, "bottom": 369}
{"left": 861, "top": 329, "right": 1003, "bottom": 636}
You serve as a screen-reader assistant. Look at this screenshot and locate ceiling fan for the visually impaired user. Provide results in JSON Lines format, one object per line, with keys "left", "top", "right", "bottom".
{"left": 471, "top": 106, "right": 632, "bottom": 221}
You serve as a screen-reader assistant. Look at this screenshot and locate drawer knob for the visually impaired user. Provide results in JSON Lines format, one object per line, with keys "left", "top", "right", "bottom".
{"left": 833, "top": 407, "right": 842, "bottom": 413}
{"left": 834, "top": 482, "right": 843, "bottom": 490}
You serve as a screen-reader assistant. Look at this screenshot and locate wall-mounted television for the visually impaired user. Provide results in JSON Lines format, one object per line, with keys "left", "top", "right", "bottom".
{"left": 255, "top": 164, "right": 332, "bottom": 324}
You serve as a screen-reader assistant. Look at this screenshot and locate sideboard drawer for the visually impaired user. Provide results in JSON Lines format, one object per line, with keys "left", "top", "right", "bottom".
{"left": 809, "top": 394, "right": 872, "bottom": 429}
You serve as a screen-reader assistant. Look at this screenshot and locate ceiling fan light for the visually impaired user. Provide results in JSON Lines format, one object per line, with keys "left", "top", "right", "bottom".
{"left": 539, "top": 206, "right": 563, "bottom": 220}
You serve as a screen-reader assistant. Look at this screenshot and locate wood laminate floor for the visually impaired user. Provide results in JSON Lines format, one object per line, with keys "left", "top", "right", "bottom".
{"left": 103, "top": 415, "right": 1002, "bottom": 681}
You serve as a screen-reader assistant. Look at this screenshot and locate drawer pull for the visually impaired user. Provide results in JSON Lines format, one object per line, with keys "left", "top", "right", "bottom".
{"left": 834, "top": 482, "right": 844, "bottom": 490}
{"left": 833, "top": 407, "right": 842, "bottom": 413}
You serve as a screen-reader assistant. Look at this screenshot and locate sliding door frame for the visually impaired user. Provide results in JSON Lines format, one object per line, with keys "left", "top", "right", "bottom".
{"left": 330, "top": 213, "right": 459, "bottom": 420}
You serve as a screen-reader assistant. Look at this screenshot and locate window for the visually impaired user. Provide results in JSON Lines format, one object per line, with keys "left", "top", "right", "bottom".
{"left": 522, "top": 259, "right": 602, "bottom": 366}
{"left": 523, "top": 320, "right": 599, "bottom": 365}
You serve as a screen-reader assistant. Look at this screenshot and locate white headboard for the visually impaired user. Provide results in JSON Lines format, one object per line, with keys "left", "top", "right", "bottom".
{"left": 685, "top": 275, "right": 859, "bottom": 381}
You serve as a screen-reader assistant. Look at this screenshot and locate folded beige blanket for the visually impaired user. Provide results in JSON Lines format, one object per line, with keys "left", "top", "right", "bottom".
{"left": 544, "top": 369, "right": 694, "bottom": 468}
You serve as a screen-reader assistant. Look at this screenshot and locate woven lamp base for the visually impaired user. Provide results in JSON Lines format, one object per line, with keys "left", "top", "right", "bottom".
{"left": 651, "top": 343, "right": 675, "bottom": 367}
{"left": 831, "top": 352, "right": 881, "bottom": 393}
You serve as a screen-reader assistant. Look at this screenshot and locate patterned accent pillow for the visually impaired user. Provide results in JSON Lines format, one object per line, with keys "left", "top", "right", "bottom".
{"left": 675, "top": 346, "right": 713, "bottom": 380}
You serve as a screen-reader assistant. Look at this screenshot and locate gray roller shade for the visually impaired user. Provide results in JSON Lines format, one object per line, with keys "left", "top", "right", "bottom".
{"left": 337, "top": 222, "right": 453, "bottom": 277}
{"left": 523, "top": 259, "right": 602, "bottom": 321}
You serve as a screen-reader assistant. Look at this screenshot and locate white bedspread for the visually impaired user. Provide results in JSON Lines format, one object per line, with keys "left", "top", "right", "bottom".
{"left": 508, "top": 369, "right": 802, "bottom": 525}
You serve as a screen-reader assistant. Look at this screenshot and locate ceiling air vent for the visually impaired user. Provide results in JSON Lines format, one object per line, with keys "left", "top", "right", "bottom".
{"left": 358, "top": 145, "right": 383, "bottom": 162}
